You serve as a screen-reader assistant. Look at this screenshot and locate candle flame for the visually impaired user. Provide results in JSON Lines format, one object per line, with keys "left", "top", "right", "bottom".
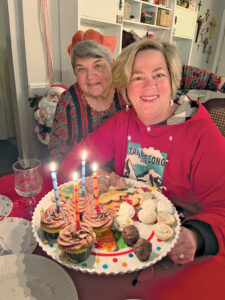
{"left": 82, "top": 151, "right": 86, "bottom": 160}
{"left": 51, "top": 163, "right": 55, "bottom": 172}
{"left": 73, "top": 172, "right": 77, "bottom": 181}
{"left": 93, "top": 163, "right": 97, "bottom": 172}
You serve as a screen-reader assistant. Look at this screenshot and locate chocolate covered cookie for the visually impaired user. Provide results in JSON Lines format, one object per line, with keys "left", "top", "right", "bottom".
{"left": 122, "top": 225, "right": 139, "bottom": 246}
{"left": 133, "top": 238, "right": 152, "bottom": 261}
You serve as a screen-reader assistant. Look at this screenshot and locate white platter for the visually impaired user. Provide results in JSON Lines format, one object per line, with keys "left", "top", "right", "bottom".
{"left": 0, "top": 217, "right": 37, "bottom": 255}
{"left": 0, "top": 253, "right": 78, "bottom": 300}
{"left": 0, "top": 195, "right": 13, "bottom": 219}
{"left": 32, "top": 179, "right": 181, "bottom": 275}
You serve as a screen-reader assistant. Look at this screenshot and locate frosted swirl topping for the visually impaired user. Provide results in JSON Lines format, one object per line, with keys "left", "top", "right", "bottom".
{"left": 69, "top": 193, "right": 94, "bottom": 213}
{"left": 57, "top": 222, "right": 95, "bottom": 251}
{"left": 82, "top": 205, "right": 114, "bottom": 229}
{"left": 41, "top": 204, "right": 75, "bottom": 230}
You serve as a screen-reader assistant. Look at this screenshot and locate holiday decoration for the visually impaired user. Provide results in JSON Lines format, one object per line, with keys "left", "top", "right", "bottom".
{"left": 34, "top": 85, "right": 67, "bottom": 145}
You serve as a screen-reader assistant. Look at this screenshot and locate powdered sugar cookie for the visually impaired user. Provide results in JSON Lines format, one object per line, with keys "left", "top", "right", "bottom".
{"left": 157, "top": 212, "right": 175, "bottom": 226}
{"left": 157, "top": 200, "right": 173, "bottom": 214}
{"left": 138, "top": 209, "right": 157, "bottom": 224}
{"left": 153, "top": 223, "right": 174, "bottom": 241}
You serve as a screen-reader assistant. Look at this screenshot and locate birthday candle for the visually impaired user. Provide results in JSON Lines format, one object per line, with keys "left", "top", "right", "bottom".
{"left": 92, "top": 164, "right": 100, "bottom": 213}
{"left": 50, "top": 163, "right": 60, "bottom": 213}
{"left": 82, "top": 151, "right": 86, "bottom": 198}
{"left": 73, "top": 172, "right": 80, "bottom": 230}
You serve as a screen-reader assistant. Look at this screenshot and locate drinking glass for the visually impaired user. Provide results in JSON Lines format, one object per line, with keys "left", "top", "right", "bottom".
{"left": 13, "top": 159, "right": 43, "bottom": 215}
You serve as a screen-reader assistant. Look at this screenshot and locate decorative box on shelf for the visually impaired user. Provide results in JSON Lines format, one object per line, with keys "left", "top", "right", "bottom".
{"left": 156, "top": 9, "right": 172, "bottom": 27}
{"left": 141, "top": 9, "right": 156, "bottom": 25}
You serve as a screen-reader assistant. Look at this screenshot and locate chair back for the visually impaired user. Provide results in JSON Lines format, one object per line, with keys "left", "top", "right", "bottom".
{"left": 203, "top": 98, "right": 225, "bottom": 137}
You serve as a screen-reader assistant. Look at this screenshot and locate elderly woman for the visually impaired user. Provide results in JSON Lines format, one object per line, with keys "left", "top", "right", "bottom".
{"left": 60, "top": 39, "right": 225, "bottom": 299}
{"left": 49, "top": 29, "right": 225, "bottom": 163}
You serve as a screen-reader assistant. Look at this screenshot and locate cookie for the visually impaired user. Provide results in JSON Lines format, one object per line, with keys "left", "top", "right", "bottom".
{"left": 157, "top": 212, "right": 175, "bottom": 226}
{"left": 138, "top": 209, "right": 157, "bottom": 224}
{"left": 122, "top": 225, "right": 140, "bottom": 246}
{"left": 157, "top": 200, "right": 173, "bottom": 214}
{"left": 153, "top": 223, "right": 174, "bottom": 241}
{"left": 133, "top": 238, "right": 152, "bottom": 261}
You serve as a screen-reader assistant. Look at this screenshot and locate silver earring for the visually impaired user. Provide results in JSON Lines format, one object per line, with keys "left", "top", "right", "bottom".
{"left": 170, "top": 100, "right": 174, "bottom": 107}
{"left": 126, "top": 104, "right": 129, "bottom": 111}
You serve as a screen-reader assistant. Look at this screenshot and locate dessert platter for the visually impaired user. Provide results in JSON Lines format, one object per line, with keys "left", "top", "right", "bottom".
{"left": 32, "top": 175, "right": 181, "bottom": 275}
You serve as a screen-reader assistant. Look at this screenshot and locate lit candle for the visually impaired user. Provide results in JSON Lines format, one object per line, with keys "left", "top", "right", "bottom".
{"left": 73, "top": 172, "right": 80, "bottom": 230}
{"left": 82, "top": 151, "right": 86, "bottom": 198}
{"left": 50, "top": 163, "right": 60, "bottom": 213}
{"left": 92, "top": 163, "right": 100, "bottom": 213}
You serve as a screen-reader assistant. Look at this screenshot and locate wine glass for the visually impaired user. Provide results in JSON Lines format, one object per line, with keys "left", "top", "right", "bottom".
{"left": 13, "top": 159, "right": 43, "bottom": 215}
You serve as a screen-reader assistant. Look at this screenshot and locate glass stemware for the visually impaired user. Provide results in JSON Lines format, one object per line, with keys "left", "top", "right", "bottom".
{"left": 13, "top": 159, "right": 43, "bottom": 215}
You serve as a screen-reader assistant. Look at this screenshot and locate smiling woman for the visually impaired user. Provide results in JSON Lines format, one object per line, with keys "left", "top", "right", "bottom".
{"left": 60, "top": 39, "right": 225, "bottom": 299}
{"left": 49, "top": 29, "right": 225, "bottom": 165}
{"left": 48, "top": 29, "right": 126, "bottom": 162}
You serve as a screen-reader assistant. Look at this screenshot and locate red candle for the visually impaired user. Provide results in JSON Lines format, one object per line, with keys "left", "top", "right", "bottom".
{"left": 92, "top": 164, "right": 100, "bottom": 213}
{"left": 73, "top": 172, "right": 80, "bottom": 230}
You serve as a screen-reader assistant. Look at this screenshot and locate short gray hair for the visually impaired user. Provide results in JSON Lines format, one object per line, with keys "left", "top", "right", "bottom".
{"left": 71, "top": 40, "right": 113, "bottom": 68}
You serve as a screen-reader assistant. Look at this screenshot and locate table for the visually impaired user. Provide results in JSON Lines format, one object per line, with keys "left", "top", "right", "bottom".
{"left": 0, "top": 165, "right": 147, "bottom": 300}
{"left": 1, "top": 166, "right": 225, "bottom": 300}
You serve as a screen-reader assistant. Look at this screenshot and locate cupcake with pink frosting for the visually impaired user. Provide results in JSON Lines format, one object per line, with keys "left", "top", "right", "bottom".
{"left": 41, "top": 203, "right": 75, "bottom": 239}
{"left": 68, "top": 193, "right": 95, "bottom": 214}
{"left": 82, "top": 205, "right": 114, "bottom": 238}
{"left": 57, "top": 222, "right": 95, "bottom": 263}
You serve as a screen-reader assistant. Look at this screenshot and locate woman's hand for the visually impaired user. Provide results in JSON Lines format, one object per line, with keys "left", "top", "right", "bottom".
{"left": 167, "top": 226, "right": 198, "bottom": 265}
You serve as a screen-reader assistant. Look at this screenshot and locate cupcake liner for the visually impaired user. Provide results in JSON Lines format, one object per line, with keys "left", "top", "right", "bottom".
{"left": 43, "top": 230, "right": 59, "bottom": 239}
{"left": 64, "top": 246, "right": 92, "bottom": 263}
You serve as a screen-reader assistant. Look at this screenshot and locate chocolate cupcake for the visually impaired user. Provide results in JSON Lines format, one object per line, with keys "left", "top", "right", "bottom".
{"left": 40, "top": 203, "right": 75, "bottom": 239}
{"left": 133, "top": 238, "right": 152, "bottom": 261}
{"left": 82, "top": 205, "right": 114, "bottom": 238}
{"left": 122, "top": 225, "right": 139, "bottom": 246}
{"left": 57, "top": 222, "right": 95, "bottom": 263}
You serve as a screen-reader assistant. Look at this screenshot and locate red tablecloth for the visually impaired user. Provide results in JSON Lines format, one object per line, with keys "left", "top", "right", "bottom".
{"left": 1, "top": 167, "right": 225, "bottom": 300}
{"left": 0, "top": 166, "right": 147, "bottom": 300}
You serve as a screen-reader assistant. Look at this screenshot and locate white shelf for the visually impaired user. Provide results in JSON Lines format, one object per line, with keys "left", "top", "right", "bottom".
{"left": 123, "top": 20, "right": 171, "bottom": 30}
{"left": 59, "top": 0, "right": 198, "bottom": 86}
{"left": 80, "top": 17, "right": 121, "bottom": 28}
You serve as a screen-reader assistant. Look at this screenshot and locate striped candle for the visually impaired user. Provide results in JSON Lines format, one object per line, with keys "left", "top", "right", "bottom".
{"left": 92, "top": 164, "right": 100, "bottom": 213}
{"left": 50, "top": 163, "right": 60, "bottom": 213}
{"left": 73, "top": 172, "right": 80, "bottom": 230}
{"left": 82, "top": 151, "right": 86, "bottom": 198}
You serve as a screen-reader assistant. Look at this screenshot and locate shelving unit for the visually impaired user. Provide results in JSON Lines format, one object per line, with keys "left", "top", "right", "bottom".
{"left": 171, "top": 5, "right": 198, "bottom": 64}
{"left": 59, "top": 0, "right": 198, "bottom": 86}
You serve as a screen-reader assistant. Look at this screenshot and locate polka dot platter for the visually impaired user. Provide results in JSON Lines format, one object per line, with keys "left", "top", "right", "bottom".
{"left": 32, "top": 179, "right": 181, "bottom": 275}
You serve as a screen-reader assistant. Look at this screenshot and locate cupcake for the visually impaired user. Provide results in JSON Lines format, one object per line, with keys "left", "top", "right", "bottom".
{"left": 82, "top": 205, "right": 114, "bottom": 238}
{"left": 69, "top": 192, "right": 95, "bottom": 214}
{"left": 57, "top": 222, "right": 95, "bottom": 263}
{"left": 41, "top": 203, "right": 75, "bottom": 239}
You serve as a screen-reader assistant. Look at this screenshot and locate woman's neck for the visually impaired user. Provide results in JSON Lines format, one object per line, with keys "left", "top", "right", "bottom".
{"left": 141, "top": 103, "right": 178, "bottom": 126}
{"left": 85, "top": 85, "right": 115, "bottom": 111}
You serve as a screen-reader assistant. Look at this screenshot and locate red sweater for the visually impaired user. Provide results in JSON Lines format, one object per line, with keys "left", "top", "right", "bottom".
{"left": 61, "top": 102, "right": 225, "bottom": 256}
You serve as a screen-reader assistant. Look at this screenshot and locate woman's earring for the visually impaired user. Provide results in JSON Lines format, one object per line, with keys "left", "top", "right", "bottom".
{"left": 170, "top": 100, "right": 174, "bottom": 107}
{"left": 126, "top": 104, "right": 129, "bottom": 111}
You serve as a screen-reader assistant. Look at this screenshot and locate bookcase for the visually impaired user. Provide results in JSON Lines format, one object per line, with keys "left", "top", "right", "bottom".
{"left": 59, "top": 0, "right": 197, "bottom": 86}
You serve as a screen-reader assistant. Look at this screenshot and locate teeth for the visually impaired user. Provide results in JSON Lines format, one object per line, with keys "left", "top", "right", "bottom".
{"left": 141, "top": 96, "right": 157, "bottom": 101}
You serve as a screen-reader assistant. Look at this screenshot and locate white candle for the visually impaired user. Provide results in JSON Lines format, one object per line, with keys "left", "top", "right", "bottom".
{"left": 50, "top": 163, "right": 60, "bottom": 213}
{"left": 82, "top": 151, "right": 86, "bottom": 198}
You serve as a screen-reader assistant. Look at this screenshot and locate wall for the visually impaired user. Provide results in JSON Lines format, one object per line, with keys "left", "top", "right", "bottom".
{"left": 190, "top": 0, "right": 225, "bottom": 70}
{"left": 0, "top": 1, "right": 15, "bottom": 140}
{"left": 4, "top": 0, "right": 225, "bottom": 159}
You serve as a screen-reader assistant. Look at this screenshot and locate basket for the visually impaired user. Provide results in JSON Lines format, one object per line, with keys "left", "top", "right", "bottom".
{"left": 156, "top": 9, "right": 172, "bottom": 27}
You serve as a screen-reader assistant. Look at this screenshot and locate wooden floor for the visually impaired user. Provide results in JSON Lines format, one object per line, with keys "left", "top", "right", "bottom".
{"left": 0, "top": 139, "right": 18, "bottom": 177}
